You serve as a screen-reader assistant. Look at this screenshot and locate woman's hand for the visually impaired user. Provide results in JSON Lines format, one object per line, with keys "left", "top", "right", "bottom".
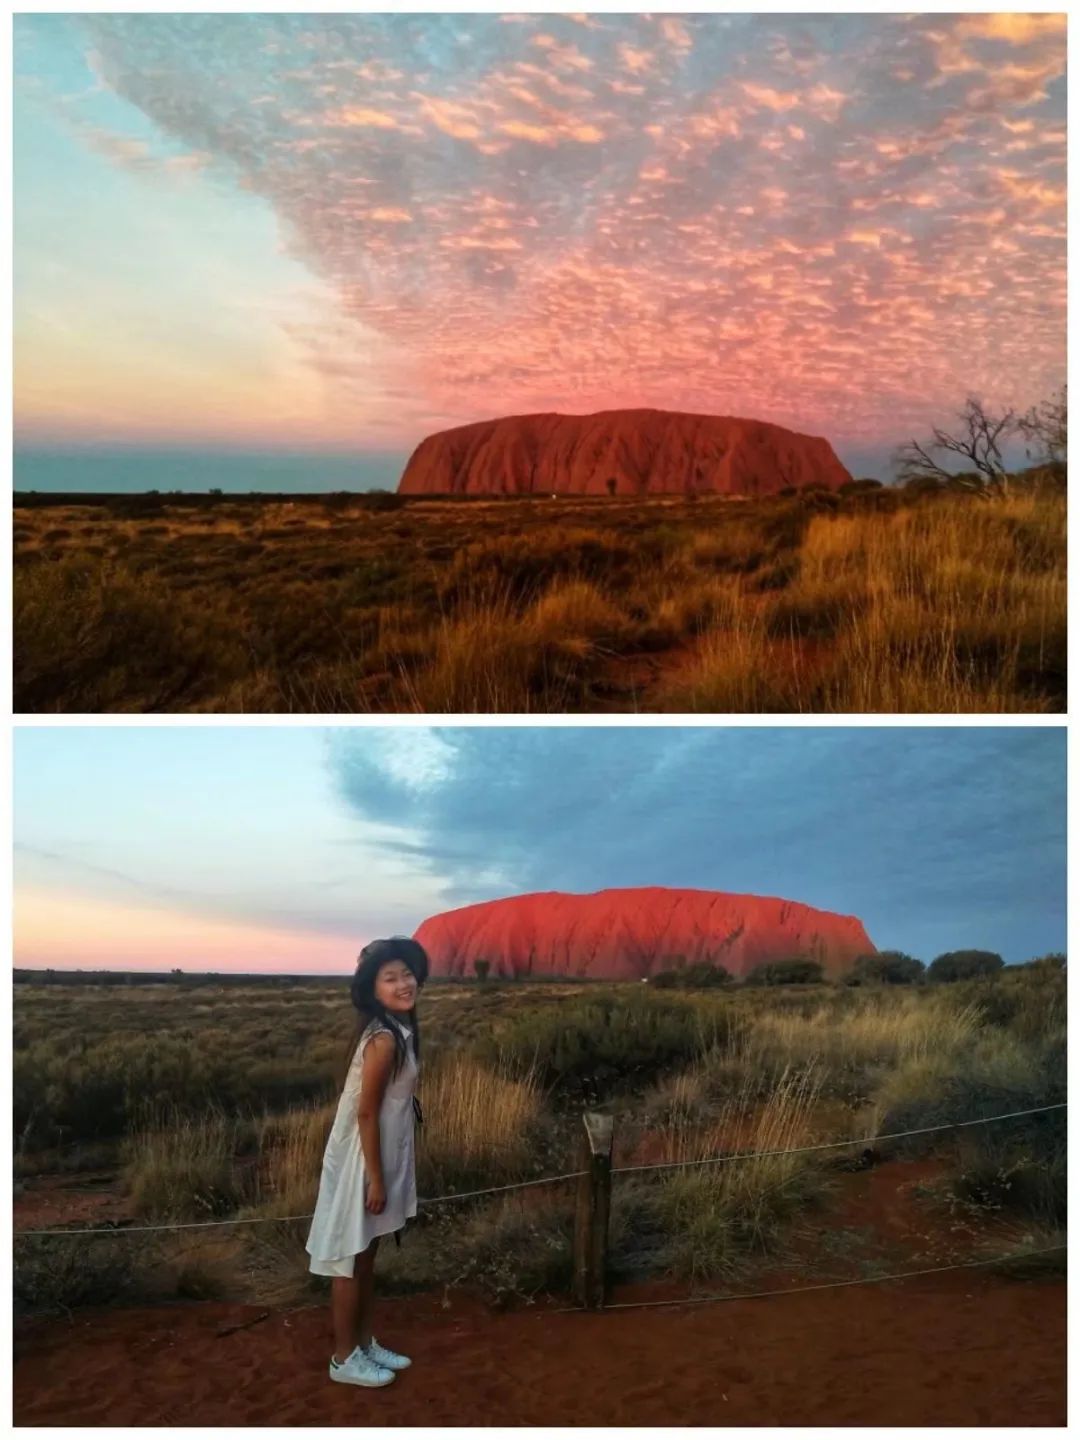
{"left": 365, "top": 1176, "right": 387, "bottom": 1214}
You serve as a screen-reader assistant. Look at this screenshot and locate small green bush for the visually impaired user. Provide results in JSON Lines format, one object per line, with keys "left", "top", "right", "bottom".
{"left": 650, "top": 961, "right": 731, "bottom": 989}
{"left": 847, "top": 952, "right": 925, "bottom": 985}
{"left": 359, "top": 489, "right": 406, "bottom": 511}
{"left": 476, "top": 988, "right": 738, "bottom": 1094}
{"left": 745, "top": 958, "right": 825, "bottom": 987}
{"left": 929, "top": 950, "right": 1004, "bottom": 983}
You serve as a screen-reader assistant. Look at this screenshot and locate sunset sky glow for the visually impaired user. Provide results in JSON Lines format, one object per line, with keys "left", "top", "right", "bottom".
{"left": 13, "top": 12, "right": 1066, "bottom": 479}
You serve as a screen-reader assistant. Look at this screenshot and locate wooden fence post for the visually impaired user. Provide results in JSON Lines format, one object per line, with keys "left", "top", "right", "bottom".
{"left": 573, "top": 1110, "right": 614, "bottom": 1309}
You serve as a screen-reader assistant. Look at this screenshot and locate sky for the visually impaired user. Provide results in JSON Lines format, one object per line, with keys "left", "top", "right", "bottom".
{"left": 12, "top": 726, "right": 1065, "bottom": 974}
{"left": 13, "top": 12, "right": 1066, "bottom": 481}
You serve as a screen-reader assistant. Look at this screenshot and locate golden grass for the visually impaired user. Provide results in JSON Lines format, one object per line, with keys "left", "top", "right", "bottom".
{"left": 861, "top": 1027, "right": 1057, "bottom": 1146}
{"left": 249, "top": 1099, "right": 335, "bottom": 1219}
{"left": 661, "top": 490, "right": 1065, "bottom": 713}
{"left": 648, "top": 1060, "right": 829, "bottom": 1280}
{"left": 12, "top": 485, "right": 1065, "bottom": 713}
{"left": 415, "top": 1051, "right": 545, "bottom": 1188}
{"left": 746, "top": 990, "right": 986, "bottom": 1078}
{"left": 122, "top": 1106, "right": 249, "bottom": 1219}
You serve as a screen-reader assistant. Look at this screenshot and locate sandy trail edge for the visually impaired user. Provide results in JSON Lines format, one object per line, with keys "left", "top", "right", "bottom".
{"left": 14, "top": 1269, "right": 1064, "bottom": 1426}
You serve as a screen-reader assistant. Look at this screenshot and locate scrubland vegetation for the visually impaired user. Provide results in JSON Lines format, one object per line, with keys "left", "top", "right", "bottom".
{"left": 13, "top": 958, "right": 1065, "bottom": 1312}
{"left": 13, "top": 478, "right": 1065, "bottom": 713}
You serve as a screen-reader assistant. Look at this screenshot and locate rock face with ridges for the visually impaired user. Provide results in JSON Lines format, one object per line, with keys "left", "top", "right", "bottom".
{"left": 412, "top": 886, "right": 875, "bottom": 981}
{"left": 397, "top": 408, "right": 852, "bottom": 496}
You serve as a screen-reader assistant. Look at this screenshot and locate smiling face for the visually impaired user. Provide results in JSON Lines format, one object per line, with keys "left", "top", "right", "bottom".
{"left": 374, "top": 958, "right": 418, "bottom": 1015}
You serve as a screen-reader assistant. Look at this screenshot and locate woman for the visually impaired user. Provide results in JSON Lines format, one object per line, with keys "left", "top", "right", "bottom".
{"left": 305, "top": 936, "right": 428, "bottom": 1387}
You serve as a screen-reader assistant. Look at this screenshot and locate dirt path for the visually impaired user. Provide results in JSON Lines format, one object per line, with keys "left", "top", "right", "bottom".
{"left": 14, "top": 1266, "right": 1064, "bottom": 1426}
{"left": 14, "top": 1155, "right": 1065, "bottom": 1425}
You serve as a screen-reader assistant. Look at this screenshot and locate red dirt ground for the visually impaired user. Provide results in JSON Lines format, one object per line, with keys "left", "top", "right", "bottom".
{"left": 13, "top": 1270, "right": 1064, "bottom": 1426}
{"left": 13, "top": 1156, "right": 1065, "bottom": 1426}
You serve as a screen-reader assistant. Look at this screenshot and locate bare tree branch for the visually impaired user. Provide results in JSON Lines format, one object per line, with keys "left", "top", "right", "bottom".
{"left": 894, "top": 396, "right": 1015, "bottom": 496}
{"left": 1016, "top": 384, "right": 1067, "bottom": 467}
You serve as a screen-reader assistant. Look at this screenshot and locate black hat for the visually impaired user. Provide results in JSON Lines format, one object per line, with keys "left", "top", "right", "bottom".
{"left": 354, "top": 935, "right": 430, "bottom": 990}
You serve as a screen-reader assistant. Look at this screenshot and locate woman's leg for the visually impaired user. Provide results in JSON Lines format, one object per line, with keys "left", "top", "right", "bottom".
{"left": 328, "top": 1243, "right": 367, "bottom": 1363}
{"left": 330, "top": 1267, "right": 360, "bottom": 1364}
{"left": 355, "top": 1235, "right": 381, "bottom": 1350}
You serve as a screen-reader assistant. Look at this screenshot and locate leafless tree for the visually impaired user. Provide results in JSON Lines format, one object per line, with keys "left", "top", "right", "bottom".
{"left": 1016, "top": 384, "right": 1067, "bottom": 468}
{"left": 893, "top": 396, "right": 1016, "bottom": 496}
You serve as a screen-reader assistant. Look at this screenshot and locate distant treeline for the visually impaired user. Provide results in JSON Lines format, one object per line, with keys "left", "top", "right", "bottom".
{"left": 11, "top": 968, "right": 599, "bottom": 989}
{"left": 11, "top": 489, "right": 587, "bottom": 511}
{"left": 12, "top": 490, "right": 407, "bottom": 511}
{"left": 12, "top": 969, "right": 343, "bottom": 988}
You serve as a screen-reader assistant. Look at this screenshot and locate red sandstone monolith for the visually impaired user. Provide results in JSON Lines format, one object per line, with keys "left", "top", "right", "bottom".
{"left": 397, "top": 408, "right": 852, "bottom": 496}
{"left": 412, "top": 886, "right": 875, "bottom": 981}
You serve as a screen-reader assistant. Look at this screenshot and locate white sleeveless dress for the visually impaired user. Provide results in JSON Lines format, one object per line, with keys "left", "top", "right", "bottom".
{"left": 305, "top": 1014, "right": 419, "bottom": 1276}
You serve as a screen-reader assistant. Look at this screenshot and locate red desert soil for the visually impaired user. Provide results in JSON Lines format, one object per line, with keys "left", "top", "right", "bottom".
{"left": 13, "top": 1272, "right": 1063, "bottom": 1426}
{"left": 13, "top": 1171, "right": 132, "bottom": 1232}
{"left": 14, "top": 1160, "right": 1064, "bottom": 1426}
{"left": 414, "top": 885, "right": 875, "bottom": 981}
{"left": 398, "top": 407, "right": 853, "bottom": 497}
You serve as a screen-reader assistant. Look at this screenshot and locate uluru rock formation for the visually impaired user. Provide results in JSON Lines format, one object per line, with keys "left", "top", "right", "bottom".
{"left": 397, "top": 408, "right": 852, "bottom": 497}
{"left": 413, "top": 886, "right": 875, "bottom": 982}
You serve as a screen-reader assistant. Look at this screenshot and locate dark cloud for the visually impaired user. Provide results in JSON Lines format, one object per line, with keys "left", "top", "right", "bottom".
{"left": 328, "top": 727, "right": 1065, "bottom": 962}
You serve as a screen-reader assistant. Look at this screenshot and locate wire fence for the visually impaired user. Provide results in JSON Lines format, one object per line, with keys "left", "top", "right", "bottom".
{"left": 544, "top": 1245, "right": 1068, "bottom": 1316}
{"left": 610, "top": 1101, "right": 1067, "bottom": 1177}
{"left": 13, "top": 1100, "right": 1065, "bottom": 1240}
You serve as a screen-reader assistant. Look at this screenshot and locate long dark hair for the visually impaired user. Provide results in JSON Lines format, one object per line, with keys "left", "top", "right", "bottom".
{"left": 342, "top": 936, "right": 429, "bottom": 1084}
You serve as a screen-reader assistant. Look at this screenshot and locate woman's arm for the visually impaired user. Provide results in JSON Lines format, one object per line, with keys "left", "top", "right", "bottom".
{"left": 357, "top": 1031, "right": 395, "bottom": 1211}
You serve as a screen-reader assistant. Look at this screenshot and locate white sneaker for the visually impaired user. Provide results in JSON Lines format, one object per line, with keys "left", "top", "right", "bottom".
{"left": 329, "top": 1347, "right": 395, "bottom": 1387}
{"left": 365, "top": 1335, "right": 412, "bottom": 1371}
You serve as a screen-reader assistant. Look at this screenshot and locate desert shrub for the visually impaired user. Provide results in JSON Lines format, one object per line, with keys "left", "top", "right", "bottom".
{"left": 764, "top": 587, "right": 864, "bottom": 639}
{"left": 474, "top": 989, "right": 738, "bottom": 1097}
{"left": 392, "top": 1191, "right": 575, "bottom": 1306}
{"left": 122, "top": 1106, "right": 251, "bottom": 1219}
{"left": 439, "top": 530, "right": 637, "bottom": 610}
{"left": 929, "top": 951, "right": 1005, "bottom": 983}
{"left": 13, "top": 554, "right": 249, "bottom": 712}
{"left": 14, "top": 1231, "right": 161, "bottom": 1314}
{"left": 737, "top": 990, "right": 983, "bottom": 1104}
{"left": 13, "top": 1029, "right": 335, "bottom": 1150}
{"left": 14, "top": 1226, "right": 246, "bottom": 1315}
{"left": 642, "top": 1061, "right": 830, "bottom": 1281}
{"left": 939, "top": 963, "right": 1065, "bottom": 1043}
{"left": 358, "top": 490, "right": 406, "bottom": 511}
{"left": 606, "top": 1175, "right": 673, "bottom": 1281}
{"left": 847, "top": 952, "right": 925, "bottom": 986}
{"left": 862, "top": 1019, "right": 1065, "bottom": 1224}
{"left": 632, "top": 1065, "right": 715, "bottom": 1136}
{"left": 109, "top": 492, "right": 167, "bottom": 516}
{"left": 745, "top": 959, "right": 825, "bottom": 987}
{"left": 747, "top": 556, "right": 799, "bottom": 592}
{"left": 950, "top": 1115, "right": 1066, "bottom": 1225}
{"left": 650, "top": 961, "right": 731, "bottom": 989}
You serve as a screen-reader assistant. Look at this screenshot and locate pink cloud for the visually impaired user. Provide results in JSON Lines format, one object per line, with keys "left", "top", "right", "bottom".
{"left": 22, "top": 13, "right": 1067, "bottom": 459}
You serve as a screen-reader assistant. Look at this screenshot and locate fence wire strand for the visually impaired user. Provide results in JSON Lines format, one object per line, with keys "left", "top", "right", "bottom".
{"left": 610, "top": 1101, "right": 1067, "bottom": 1177}
{"left": 13, "top": 1101, "right": 1065, "bottom": 1240}
{"left": 543, "top": 1245, "right": 1068, "bottom": 1316}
